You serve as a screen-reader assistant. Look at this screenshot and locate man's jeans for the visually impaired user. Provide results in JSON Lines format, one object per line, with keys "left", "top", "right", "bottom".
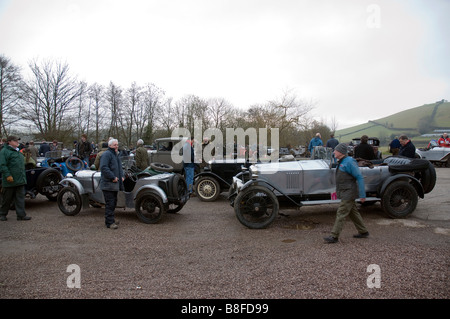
{"left": 102, "top": 190, "right": 118, "bottom": 226}
{"left": 184, "top": 163, "right": 195, "bottom": 193}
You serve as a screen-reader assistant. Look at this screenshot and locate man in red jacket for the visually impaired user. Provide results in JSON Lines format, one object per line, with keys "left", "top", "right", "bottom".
{"left": 437, "top": 133, "right": 450, "bottom": 147}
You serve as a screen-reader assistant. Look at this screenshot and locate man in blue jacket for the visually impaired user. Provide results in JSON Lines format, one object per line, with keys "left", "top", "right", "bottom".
{"left": 308, "top": 133, "right": 323, "bottom": 157}
{"left": 0, "top": 136, "right": 30, "bottom": 221}
{"left": 100, "top": 138, "right": 124, "bottom": 229}
{"left": 324, "top": 143, "right": 369, "bottom": 243}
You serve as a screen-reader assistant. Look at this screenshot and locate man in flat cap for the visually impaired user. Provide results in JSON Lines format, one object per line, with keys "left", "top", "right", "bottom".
{"left": 324, "top": 143, "right": 368, "bottom": 243}
{"left": 0, "top": 136, "right": 30, "bottom": 221}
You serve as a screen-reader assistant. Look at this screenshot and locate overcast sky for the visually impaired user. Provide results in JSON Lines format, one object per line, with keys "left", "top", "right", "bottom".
{"left": 1, "top": 0, "right": 449, "bottom": 129}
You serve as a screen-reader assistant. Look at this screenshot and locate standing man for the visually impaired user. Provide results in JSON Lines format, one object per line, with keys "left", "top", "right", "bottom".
{"left": 326, "top": 134, "right": 339, "bottom": 150}
{"left": 183, "top": 138, "right": 195, "bottom": 195}
{"left": 77, "top": 134, "right": 92, "bottom": 163}
{"left": 354, "top": 135, "right": 375, "bottom": 160}
{"left": 389, "top": 137, "right": 401, "bottom": 156}
{"left": 324, "top": 143, "right": 368, "bottom": 243}
{"left": 0, "top": 136, "right": 30, "bottom": 221}
{"left": 308, "top": 133, "right": 323, "bottom": 157}
{"left": 437, "top": 133, "right": 450, "bottom": 147}
{"left": 398, "top": 135, "right": 416, "bottom": 158}
{"left": 99, "top": 139, "right": 124, "bottom": 229}
{"left": 135, "top": 139, "right": 150, "bottom": 171}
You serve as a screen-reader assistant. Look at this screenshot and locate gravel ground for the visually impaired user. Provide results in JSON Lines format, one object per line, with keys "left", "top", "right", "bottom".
{"left": 0, "top": 168, "right": 448, "bottom": 300}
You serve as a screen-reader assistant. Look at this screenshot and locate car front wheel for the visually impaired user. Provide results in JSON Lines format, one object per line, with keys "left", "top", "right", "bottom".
{"left": 57, "top": 187, "right": 82, "bottom": 216}
{"left": 234, "top": 185, "right": 279, "bottom": 229}
{"left": 381, "top": 180, "right": 418, "bottom": 218}
{"left": 135, "top": 190, "right": 165, "bottom": 224}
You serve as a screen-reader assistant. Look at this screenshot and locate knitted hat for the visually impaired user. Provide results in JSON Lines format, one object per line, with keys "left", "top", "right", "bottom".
{"left": 334, "top": 143, "right": 348, "bottom": 155}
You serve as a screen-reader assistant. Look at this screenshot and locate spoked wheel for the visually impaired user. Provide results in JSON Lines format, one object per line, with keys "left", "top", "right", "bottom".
{"left": 234, "top": 185, "right": 279, "bottom": 229}
{"left": 36, "top": 168, "right": 62, "bottom": 201}
{"left": 135, "top": 190, "right": 165, "bottom": 224}
{"left": 57, "top": 187, "right": 82, "bottom": 216}
{"left": 381, "top": 181, "right": 418, "bottom": 218}
{"left": 195, "top": 176, "right": 221, "bottom": 202}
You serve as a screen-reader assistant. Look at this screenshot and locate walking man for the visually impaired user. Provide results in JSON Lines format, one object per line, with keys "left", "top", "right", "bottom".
{"left": 324, "top": 143, "right": 368, "bottom": 243}
{"left": 0, "top": 136, "right": 30, "bottom": 221}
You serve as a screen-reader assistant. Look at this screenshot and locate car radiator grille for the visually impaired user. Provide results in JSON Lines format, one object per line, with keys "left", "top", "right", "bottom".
{"left": 286, "top": 171, "right": 300, "bottom": 189}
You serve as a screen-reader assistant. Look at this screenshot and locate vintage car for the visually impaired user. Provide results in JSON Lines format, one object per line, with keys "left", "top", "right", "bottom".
{"left": 40, "top": 150, "right": 89, "bottom": 176}
{"left": 56, "top": 168, "right": 189, "bottom": 224}
{"left": 415, "top": 140, "right": 450, "bottom": 167}
{"left": 228, "top": 148, "right": 436, "bottom": 229}
{"left": 194, "top": 158, "right": 250, "bottom": 201}
{"left": 0, "top": 167, "right": 62, "bottom": 201}
{"left": 148, "top": 137, "right": 200, "bottom": 175}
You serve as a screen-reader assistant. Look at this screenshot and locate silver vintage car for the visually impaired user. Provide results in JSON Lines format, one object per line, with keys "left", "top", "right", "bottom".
{"left": 57, "top": 168, "right": 189, "bottom": 224}
{"left": 415, "top": 140, "right": 450, "bottom": 167}
{"left": 228, "top": 148, "right": 436, "bottom": 229}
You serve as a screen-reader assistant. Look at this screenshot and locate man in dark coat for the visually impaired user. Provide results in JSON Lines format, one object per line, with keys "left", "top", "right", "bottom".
{"left": 38, "top": 141, "right": 51, "bottom": 157}
{"left": 399, "top": 135, "right": 416, "bottom": 158}
{"left": 354, "top": 135, "right": 375, "bottom": 160}
{"left": 100, "top": 139, "right": 124, "bottom": 229}
{"left": 0, "top": 136, "right": 30, "bottom": 221}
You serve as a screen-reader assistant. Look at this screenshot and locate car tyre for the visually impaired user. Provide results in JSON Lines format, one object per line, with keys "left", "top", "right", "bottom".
{"left": 150, "top": 162, "right": 174, "bottom": 173}
{"left": 135, "top": 190, "right": 165, "bottom": 224}
{"left": 234, "top": 185, "right": 279, "bottom": 229}
{"left": 36, "top": 168, "right": 62, "bottom": 201}
{"left": 195, "top": 176, "right": 221, "bottom": 202}
{"left": 57, "top": 187, "right": 82, "bottom": 216}
{"left": 381, "top": 180, "right": 418, "bottom": 218}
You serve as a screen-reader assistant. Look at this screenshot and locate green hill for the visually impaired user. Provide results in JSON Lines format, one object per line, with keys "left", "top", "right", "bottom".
{"left": 335, "top": 100, "right": 450, "bottom": 147}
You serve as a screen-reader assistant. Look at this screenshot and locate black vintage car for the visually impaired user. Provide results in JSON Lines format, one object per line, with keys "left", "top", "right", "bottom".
{"left": 0, "top": 167, "right": 62, "bottom": 201}
{"left": 194, "top": 159, "right": 250, "bottom": 202}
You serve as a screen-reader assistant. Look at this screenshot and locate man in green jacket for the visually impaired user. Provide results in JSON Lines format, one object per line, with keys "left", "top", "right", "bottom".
{"left": 135, "top": 139, "right": 149, "bottom": 171}
{"left": 0, "top": 135, "right": 30, "bottom": 221}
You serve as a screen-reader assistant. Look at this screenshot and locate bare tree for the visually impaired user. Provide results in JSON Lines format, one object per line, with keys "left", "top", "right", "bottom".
{"left": 88, "top": 82, "right": 107, "bottom": 144}
{"left": 158, "top": 97, "right": 178, "bottom": 136}
{"left": 206, "top": 97, "right": 234, "bottom": 131}
{"left": 104, "top": 81, "right": 123, "bottom": 141}
{"left": 19, "top": 58, "right": 82, "bottom": 140}
{"left": 142, "top": 83, "right": 165, "bottom": 143}
{"left": 0, "top": 55, "right": 23, "bottom": 136}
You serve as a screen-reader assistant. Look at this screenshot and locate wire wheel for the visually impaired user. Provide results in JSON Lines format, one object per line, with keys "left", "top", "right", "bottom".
{"left": 234, "top": 185, "right": 279, "bottom": 229}
{"left": 57, "top": 187, "right": 82, "bottom": 216}
{"left": 135, "top": 190, "right": 165, "bottom": 224}
{"left": 381, "top": 181, "right": 418, "bottom": 218}
{"left": 195, "top": 176, "right": 220, "bottom": 202}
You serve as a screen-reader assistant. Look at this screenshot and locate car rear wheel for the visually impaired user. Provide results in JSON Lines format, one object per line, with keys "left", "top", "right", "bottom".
{"left": 135, "top": 190, "right": 165, "bottom": 224}
{"left": 381, "top": 180, "right": 418, "bottom": 218}
{"left": 234, "top": 185, "right": 279, "bottom": 229}
{"left": 195, "top": 176, "right": 221, "bottom": 202}
{"left": 57, "top": 187, "right": 82, "bottom": 216}
{"left": 36, "top": 168, "right": 62, "bottom": 201}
